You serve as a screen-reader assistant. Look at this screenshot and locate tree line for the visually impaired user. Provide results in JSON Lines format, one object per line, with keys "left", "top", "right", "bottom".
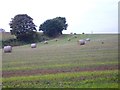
{"left": 9, "top": 14, "right": 68, "bottom": 42}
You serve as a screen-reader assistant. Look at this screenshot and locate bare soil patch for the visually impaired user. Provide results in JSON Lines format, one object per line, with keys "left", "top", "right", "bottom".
{"left": 3, "top": 65, "right": 118, "bottom": 78}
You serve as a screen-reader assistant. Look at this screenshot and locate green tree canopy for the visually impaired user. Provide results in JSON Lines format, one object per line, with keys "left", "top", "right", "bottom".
{"left": 39, "top": 17, "right": 68, "bottom": 37}
{"left": 9, "top": 14, "right": 37, "bottom": 42}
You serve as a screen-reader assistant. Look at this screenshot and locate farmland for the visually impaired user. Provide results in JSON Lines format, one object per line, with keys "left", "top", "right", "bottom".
{"left": 1, "top": 33, "right": 119, "bottom": 88}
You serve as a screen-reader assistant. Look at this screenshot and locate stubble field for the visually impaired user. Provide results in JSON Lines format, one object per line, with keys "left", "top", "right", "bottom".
{"left": 2, "top": 34, "right": 119, "bottom": 88}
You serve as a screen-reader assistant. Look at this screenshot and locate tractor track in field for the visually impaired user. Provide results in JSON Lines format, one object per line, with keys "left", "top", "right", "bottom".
{"left": 2, "top": 65, "right": 118, "bottom": 78}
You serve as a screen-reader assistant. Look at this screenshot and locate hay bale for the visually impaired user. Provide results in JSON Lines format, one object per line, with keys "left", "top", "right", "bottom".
{"left": 68, "top": 38, "right": 71, "bottom": 41}
{"left": 31, "top": 43, "right": 37, "bottom": 48}
{"left": 44, "top": 41, "right": 48, "bottom": 44}
{"left": 101, "top": 42, "right": 104, "bottom": 44}
{"left": 55, "top": 39, "right": 58, "bottom": 42}
{"left": 79, "top": 39, "right": 86, "bottom": 45}
{"left": 74, "top": 35, "right": 77, "bottom": 38}
{"left": 86, "top": 38, "right": 90, "bottom": 41}
{"left": 4, "top": 46, "right": 12, "bottom": 53}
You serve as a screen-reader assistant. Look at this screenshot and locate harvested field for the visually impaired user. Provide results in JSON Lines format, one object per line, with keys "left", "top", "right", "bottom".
{"left": 2, "top": 34, "right": 119, "bottom": 88}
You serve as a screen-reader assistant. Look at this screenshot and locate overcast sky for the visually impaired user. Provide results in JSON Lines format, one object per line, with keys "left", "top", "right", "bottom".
{"left": 0, "top": 0, "right": 119, "bottom": 34}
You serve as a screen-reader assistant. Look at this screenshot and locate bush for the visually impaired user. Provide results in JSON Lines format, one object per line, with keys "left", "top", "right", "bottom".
{"left": 1, "top": 32, "right": 51, "bottom": 48}
{"left": 2, "top": 39, "right": 28, "bottom": 48}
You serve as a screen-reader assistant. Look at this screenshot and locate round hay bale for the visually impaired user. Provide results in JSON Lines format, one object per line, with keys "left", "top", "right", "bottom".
{"left": 79, "top": 39, "right": 86, "bottom": 45}
{"left": 31, "top": 43, "right": 37, "bottom": 48}
{"left": 55, "top": 39, "right": 58, "bottom": 42}
{"left": 86, "top": 38, "right": 90, "bottom": 41}
{"left": 101, "top": 42, "right": 104, "bottom": 44}
{"left": 4, "top": 46, "right": 12, "bottom": 53}
{"left": 44, "top": 41, "right": 48, "bottom": 44}
{"left": 74, "top": 35, "right": 77, "bottom": 38}
{"left": 68, "top": 38, "right": 71, "bottom": 41}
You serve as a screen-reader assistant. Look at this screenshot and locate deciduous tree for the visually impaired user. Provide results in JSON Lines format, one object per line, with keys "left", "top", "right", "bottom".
{"left": 9, "top": 14, "right": 37, "bottom": 42}
{"left": 39, "top": 17, "right": 68, "bottom": 37}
